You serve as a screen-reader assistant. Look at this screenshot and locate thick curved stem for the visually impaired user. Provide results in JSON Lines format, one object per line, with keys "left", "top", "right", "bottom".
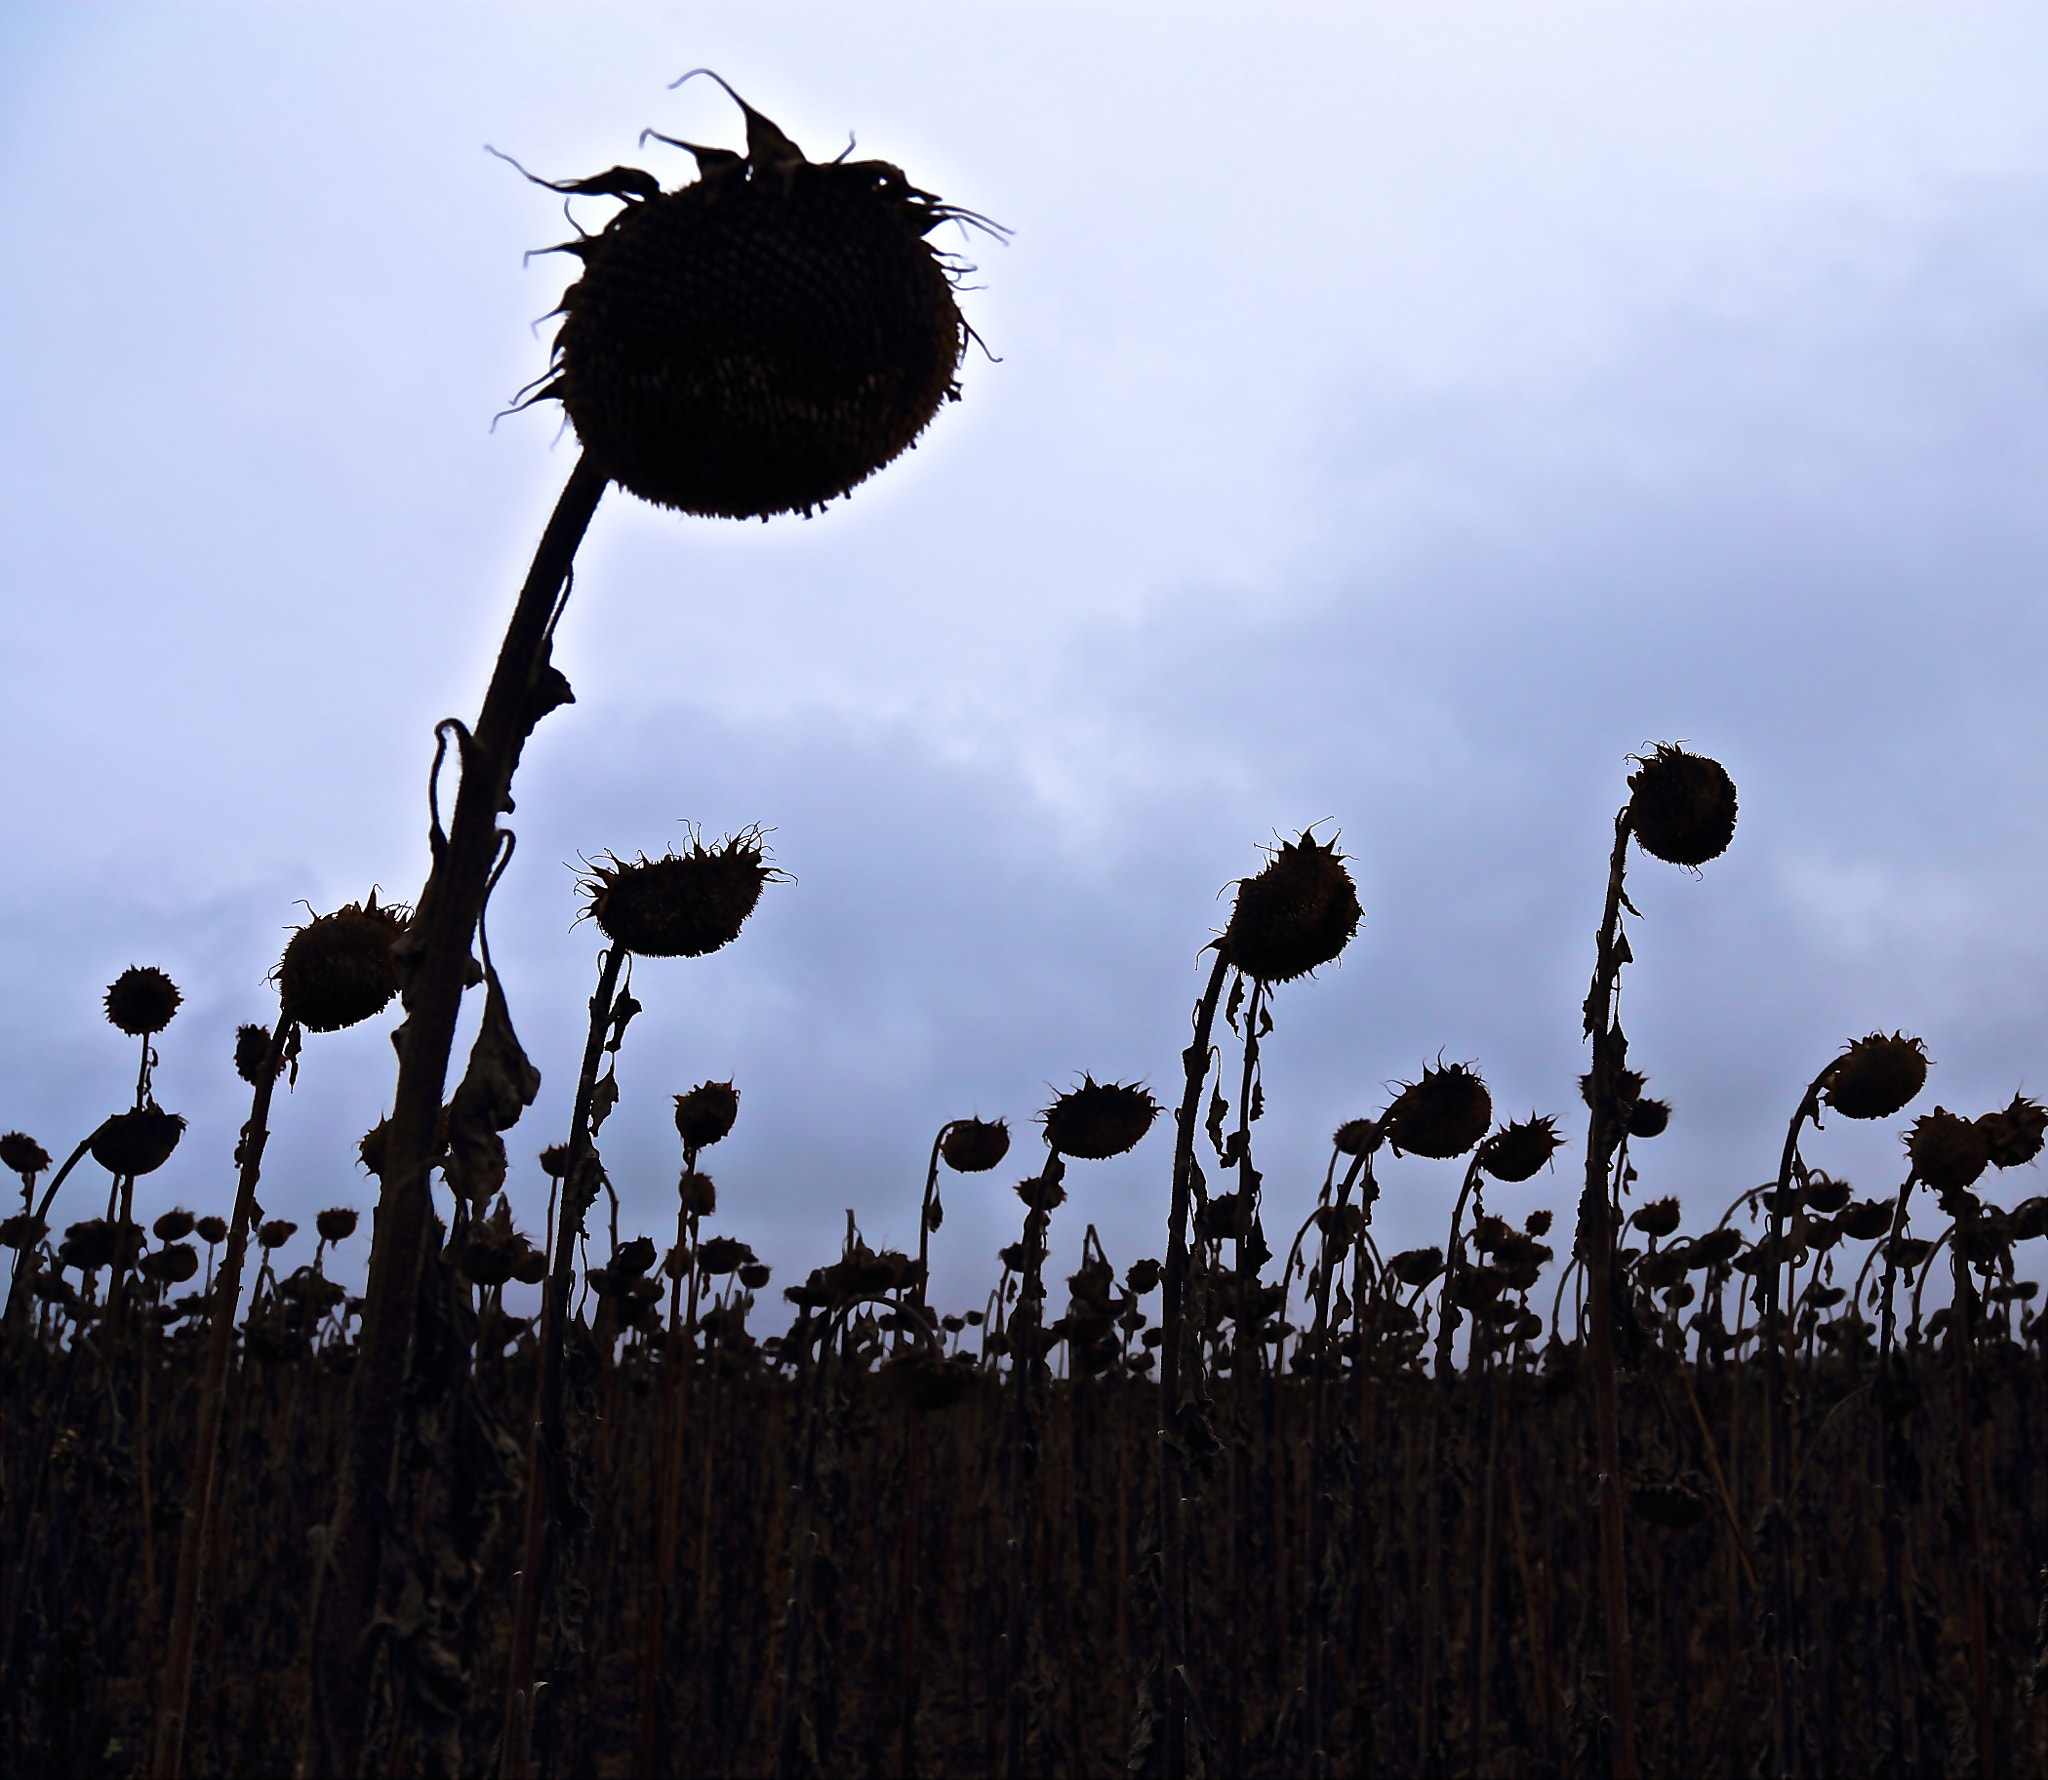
{"left": 301, "top": 452, "right": 608, "bottom": 1780}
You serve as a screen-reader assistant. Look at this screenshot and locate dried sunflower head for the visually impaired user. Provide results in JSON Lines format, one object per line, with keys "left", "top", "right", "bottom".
{"left": 278, "top": 895, "right": 408, "bottom": 1034}
{"left": 521, "top": 78, "right": 989, "bottom": 520}
{"left": 1906, "top": 1107, "right": 1989, "bottom": 1194}
{"left": 104, "top": 966, "right": 182, "bottom": 1037}
{"left": 1979, "top": 1093, "right": 2047, "bottom": 1170}
{"left": 1042, "top": 1078, "right": 1158, "bottom": 1161}
{"left": 0, "top": 1132, "right": 51, "bottom": 1179}
{"left": 1478, "top": 1115, "right": 1562, "bottom": 1184}
{"left": 1222, "top": 831, "right": 1362, "bottom": 985}
{"left": 1822, "top": 1032, "right": 1928, "bottom": 1122}
{"left": 315, "top": 1207, "right": 359, "bottom": 1243}
{"left": 674, "top": 1079, "right": 740, "bottom": 1152}
{"left": 1383, "top": 1063, "right": 1492, "bottom": 1160}
{"left": 583, "top": 830, "right": 779, "bottom": 958}
{"left": 1626, "top": 744, "right": 1737, "bottom": 867}
{"left": 89, "top": 1106, "right": 186, "bottom": 1178}
{"left": 941, "top": 1117, "right": 1011, "bottom": 1173}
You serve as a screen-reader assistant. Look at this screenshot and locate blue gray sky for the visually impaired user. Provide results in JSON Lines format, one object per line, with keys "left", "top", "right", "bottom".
{"left": 3, "top": 4, "right": 2045, "bottom": 1313}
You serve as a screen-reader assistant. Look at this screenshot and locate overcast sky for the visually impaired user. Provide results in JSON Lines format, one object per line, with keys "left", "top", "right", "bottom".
{"left": 3, "top": 4, "right": 2045, "bottom": 1314}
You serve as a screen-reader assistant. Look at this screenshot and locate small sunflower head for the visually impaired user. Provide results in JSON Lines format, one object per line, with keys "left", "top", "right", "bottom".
{"left": 1626, "top": 745, "right": 1737, "bottom": 867}
{"left": 1628, "top": 1098, "right": 1672, "bottom": 1140}
{"left": 583, "top": 829, "right": 780, "bottom": 959}
{"left": 674, "top": 1080, "right": 741, "bottom": 1152}
{"left": 195, "top": 1215, "right": 228, "bottom": 1246}
{"left": 941, "top": 1117, "right": 1012, "bottom": 1173}
{"left": 1478, "top": 1115, "right": 1562, "bottom": 1184}
{"left": 1978, "top": 1093, "right": 2048, "bottom": 1170}
{"left": 315, "top": 1207, "right": 359, "bottom": 1244}
{"left": 1332, "top": 1118, "right": 1381, "bottom": 1159}
{"left": 1222, "top": 831, "right": 1362, "bottom": 984}
{"left": 678, "top": 1170, "right": 718, "bottom": 1219}
{"left": 152, "top": 1208, "right": 197, "bottom": 1243}
{"left": 1628, "top": 1197, "right": 1682, "bottom": 1240}
{"left": 1383, "top": 1063, "right": 1493, "bottom": 1161}
{"left": 0, "top": 1133, "right": 52, "bottom": 1179}
{"left": 1822, "top": 1032, "right": 1929, "bottom": 1122}
{"left": 1906, "top": 1107, "right": 1990, "bottom": 1194}
{"left": 1041, "top": 1078, "right": 1159, "bottom": 1161}
{"left": 278, "top": 895, "right": 409, "bottom": 1034}
{"left": 89, "top": 1106, "right": 187, "bottom": 1177}
{"left": 105, "top": 967, "right": 182, "bottom": 1037}
{"left": 234, "top": 1024, "right": 275, "bottom": 1085}
{"left": 257, "top": 1219, "right": 297, "bottom": 1252}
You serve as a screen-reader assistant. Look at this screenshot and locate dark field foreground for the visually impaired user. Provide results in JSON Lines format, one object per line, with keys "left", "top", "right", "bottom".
{"left": 6, "top": 1267, "right": 2046, "bottom": 1778}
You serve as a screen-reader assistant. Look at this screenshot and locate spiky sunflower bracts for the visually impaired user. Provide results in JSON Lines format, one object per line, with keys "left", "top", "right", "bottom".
{"left": 104, "top": 967, "right": 182, "bottom": 1037}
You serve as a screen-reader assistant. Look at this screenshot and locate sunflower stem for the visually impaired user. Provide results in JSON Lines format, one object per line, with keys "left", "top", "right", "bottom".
{"left": 300, "top": 452, "right": 607, "bottom": 1780}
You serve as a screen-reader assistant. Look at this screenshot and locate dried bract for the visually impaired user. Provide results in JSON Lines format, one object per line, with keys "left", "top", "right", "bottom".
{"left": 1042, "top": 1078, "right": 1158, "bottom": 1161}
{"left": 1626, "top": 744, "right": 1737, "bottom": 867}
{"left": 1823, "top": 1032, "right": 1928, "bottom": 1122}
{"left": 1222, "top": 832, "right": 1362, "bottom": 984}
{"left": 104, "top": 966, "right": 182, "bottom": 1037}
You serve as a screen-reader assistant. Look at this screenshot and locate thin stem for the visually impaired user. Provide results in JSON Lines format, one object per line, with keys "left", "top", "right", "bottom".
{"left": 503, "top": 938, "right": 629, "bottom": 1779}
{"left": 1579, "top": 807, "right": 1642, "bottom": 1780}
{"left": 1153, "top": 945, "right": 1231, "bottom": 1780}
{"left": 152, "top": 1016, "right": 291, "bottom": 1780}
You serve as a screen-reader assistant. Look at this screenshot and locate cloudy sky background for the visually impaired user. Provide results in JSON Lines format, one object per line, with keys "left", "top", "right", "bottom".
{"left": 3, "top": 3, "right": 2045, "bottom": 1317}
